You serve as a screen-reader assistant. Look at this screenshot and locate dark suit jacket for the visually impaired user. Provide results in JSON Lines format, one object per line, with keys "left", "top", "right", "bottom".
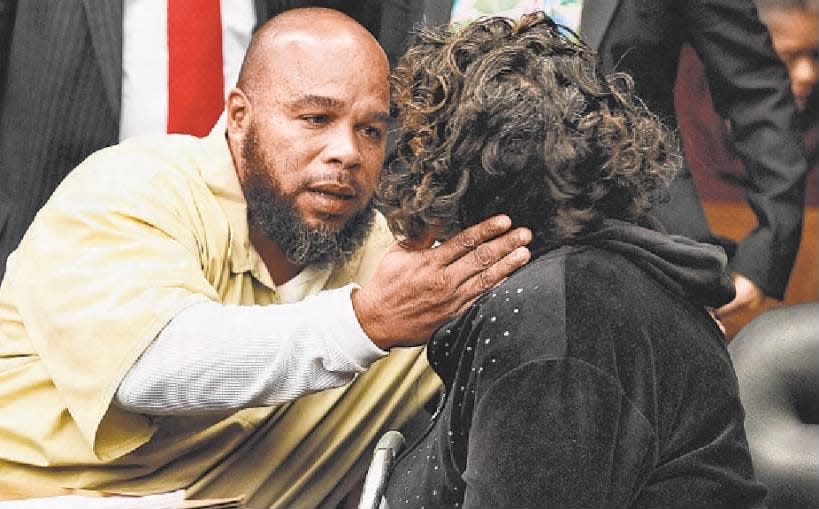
{"left": 0, "top": 0, "right": 384, "bottom": 281}
{"left": 580, "top": 0, "right": 809, "bottom": 299}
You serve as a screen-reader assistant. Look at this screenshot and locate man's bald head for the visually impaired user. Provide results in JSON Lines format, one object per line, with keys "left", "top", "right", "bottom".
{"left": 236, "top": 7, "right": 389, "bottom": 99}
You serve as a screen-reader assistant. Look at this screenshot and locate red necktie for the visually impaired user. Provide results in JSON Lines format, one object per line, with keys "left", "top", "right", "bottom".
{"left": 167, "top": 0, "right": 224, "bottom": 136}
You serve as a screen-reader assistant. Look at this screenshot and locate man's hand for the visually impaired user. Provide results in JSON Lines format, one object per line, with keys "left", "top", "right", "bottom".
{"left": 352, "top": 215, "right": 532, "bottom": 350}
{"left": 716, "top": 273, "right": 765, "bottom": 318}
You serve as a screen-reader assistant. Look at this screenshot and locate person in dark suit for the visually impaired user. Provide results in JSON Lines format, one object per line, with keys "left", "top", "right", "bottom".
{"left": 578, "top": 0, "right": 809, "bottom": 318}
{"left": 0, "top": 0, "right": 385, "bottom": 282}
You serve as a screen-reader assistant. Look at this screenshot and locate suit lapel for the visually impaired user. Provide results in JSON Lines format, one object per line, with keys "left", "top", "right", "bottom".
{"left": 82, "top": 0, "right": 123, "bottom": 121}
{"left": 579, "top": 0, "right": 620, "bottom": 50}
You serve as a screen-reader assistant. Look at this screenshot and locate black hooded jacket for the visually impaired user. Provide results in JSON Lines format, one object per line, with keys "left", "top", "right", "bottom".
{"left": 384, "top": 219, "right": 767, "bottom": 509}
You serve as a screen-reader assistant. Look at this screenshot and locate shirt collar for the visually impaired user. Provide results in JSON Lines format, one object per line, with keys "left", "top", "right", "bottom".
{"left": 195, "top": 126, "right": 271, "bottom": 283}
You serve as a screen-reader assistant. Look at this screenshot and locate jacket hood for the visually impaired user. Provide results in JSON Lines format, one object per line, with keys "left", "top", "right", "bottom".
{"left": 565, "top": 217, "right": 736, "bottom": 309}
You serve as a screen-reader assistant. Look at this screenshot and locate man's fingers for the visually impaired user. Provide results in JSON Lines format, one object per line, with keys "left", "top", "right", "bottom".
{"left": 454, "top": 245, "right": 531, "bottom": 307}
{"left": 431, "top": 215, "right": 514, "bottom": 264}
{"left": 444, "top": 226, "right": 531, "bottom": 285}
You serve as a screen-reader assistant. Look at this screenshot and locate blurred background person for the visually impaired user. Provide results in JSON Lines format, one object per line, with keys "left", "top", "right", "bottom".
{"left": 579, "top": 0, "right": 810, "bottom": 321}
{"left": 674, "top": 0, "right": 818, "bottom": 331}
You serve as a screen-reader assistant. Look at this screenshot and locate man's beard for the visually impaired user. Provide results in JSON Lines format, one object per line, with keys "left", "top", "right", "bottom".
{"left": 240, "top": 126, "right": 376, "bottom": 269}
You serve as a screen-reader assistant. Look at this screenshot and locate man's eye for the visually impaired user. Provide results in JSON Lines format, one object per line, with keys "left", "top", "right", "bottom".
{"left": 362, "top": 126, "right": 384, "bottom": 139}
{"left": 302, "top": 115, "right": 328, "bottom": 125}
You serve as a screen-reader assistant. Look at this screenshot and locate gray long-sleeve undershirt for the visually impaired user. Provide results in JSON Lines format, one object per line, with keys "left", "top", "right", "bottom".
{"left": 114, "top": 284, "right": 386, "bottom": 414}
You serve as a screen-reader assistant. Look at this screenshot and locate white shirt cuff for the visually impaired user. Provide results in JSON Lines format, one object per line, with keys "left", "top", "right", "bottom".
{"left": 324, "top": 284, "right": 388, "bottom": 369}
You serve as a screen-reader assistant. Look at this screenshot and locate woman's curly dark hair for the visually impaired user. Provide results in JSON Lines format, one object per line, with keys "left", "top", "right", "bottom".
{"left": 378, "top": 11, "right": 680, "bottom": 247}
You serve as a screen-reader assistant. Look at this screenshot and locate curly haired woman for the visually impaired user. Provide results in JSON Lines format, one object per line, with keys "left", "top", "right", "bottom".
{"left": 377, "top": 12, "right": 768, "bottom": 509}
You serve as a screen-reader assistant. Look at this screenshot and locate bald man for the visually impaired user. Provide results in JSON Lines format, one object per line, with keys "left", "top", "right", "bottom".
{"left": 0, "top": 8, "right": 531, "bottom": 507}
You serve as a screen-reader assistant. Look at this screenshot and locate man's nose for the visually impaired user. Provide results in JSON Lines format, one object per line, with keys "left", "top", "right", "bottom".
{"left": 323, "top": 124, "right": 362, "bottom": 169}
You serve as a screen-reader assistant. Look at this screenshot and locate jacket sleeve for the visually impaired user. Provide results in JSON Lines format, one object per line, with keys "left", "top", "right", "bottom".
{"left": 685, "top": 0, "right": 808, "bottom": 299}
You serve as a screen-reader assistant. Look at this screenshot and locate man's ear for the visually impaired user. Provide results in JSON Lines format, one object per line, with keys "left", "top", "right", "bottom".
{"left": 226, "top": 88, "right": 251, "bottom": 138}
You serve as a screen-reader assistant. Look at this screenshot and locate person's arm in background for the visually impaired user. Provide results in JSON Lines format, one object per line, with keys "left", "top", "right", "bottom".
{"left": 685, "top": 0, "right": 809, "bottom": 316}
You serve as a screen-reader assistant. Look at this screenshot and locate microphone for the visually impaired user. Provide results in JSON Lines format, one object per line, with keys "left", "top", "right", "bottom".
{"left": 357, "top": 430, "right": 406, "bottom": 509}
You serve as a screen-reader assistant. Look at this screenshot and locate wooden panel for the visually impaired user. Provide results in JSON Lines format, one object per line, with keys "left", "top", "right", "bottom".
{"left": 703, "top": 201, "right": 818, "bottom": 338}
